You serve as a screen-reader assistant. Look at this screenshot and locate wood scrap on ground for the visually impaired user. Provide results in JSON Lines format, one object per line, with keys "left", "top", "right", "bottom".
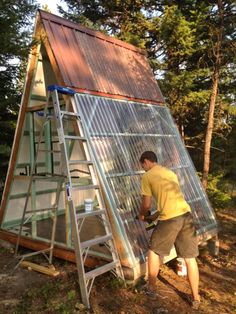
{"left": 20, "top": 261, "right": 60, "bottom": 277}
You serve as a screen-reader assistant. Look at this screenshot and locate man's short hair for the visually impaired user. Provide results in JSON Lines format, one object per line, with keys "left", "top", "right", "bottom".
{"left": 139, "top": 151, "right": 157, "bottom": 163}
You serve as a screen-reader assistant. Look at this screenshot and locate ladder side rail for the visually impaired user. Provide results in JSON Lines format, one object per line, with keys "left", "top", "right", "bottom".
{"left": 73, "top": 94, "right": 132, "bottom": 239}
{"left": 15, "top": 94, "right": 51, "bottom": 256}
{"left": 43, "top": 93, "right": 68, "bottom": 263}
{"left": 48, "top": 177, "right": 64, "bottom": 264}
{"left": 71, "top": 96, "right": 125, "bottom": 280}
{"left": 70, "top": 96, "right": 110, "bottom": 215}
{"left": 68, "top": 198, "right": 90, "bottom": 308}
{"left": 51, "top": 89, "right": 90, "bottom": 308}
{"left": 70, "top": 97, "right": 115, "bottom": 237}
{"left": 15, "top": 176, "right": 35, "bottom": 255}
{"left": 44, "top": 91, "right": 65, "bottom": 264}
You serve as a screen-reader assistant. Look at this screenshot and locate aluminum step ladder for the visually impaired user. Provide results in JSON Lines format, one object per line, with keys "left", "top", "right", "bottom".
{"left": 14, "top": 97, "right": 65, "bottom": 267}
{"left": 16, "top": 85, "right": 124, "bottom": 308}
{"left": 50, "top": 85, "right": 125, "bottom": 308}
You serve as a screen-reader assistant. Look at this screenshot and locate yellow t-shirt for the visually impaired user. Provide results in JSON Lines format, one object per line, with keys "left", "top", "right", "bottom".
{"left": 141, "top": 164, "right": 190, "bottom": 220}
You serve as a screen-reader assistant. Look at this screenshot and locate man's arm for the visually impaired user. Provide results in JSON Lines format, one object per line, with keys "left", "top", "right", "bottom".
{"left": 139, "top": 195, "right": 151, "bottom": 220}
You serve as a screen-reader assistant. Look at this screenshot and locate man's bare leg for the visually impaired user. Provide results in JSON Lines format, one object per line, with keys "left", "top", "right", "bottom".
{"left": 184, "top": 257, "right": 200, "bottom": 301}
{"left": 148, "top": 249, "right": 160, "bottom": 290}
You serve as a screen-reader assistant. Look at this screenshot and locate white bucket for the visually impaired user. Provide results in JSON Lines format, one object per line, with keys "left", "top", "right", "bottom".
{"left": 176, "top": 258, "right": 187, "bottom": 276}
{"left": 84, "top": 199, "right": 93, "bottom": 211}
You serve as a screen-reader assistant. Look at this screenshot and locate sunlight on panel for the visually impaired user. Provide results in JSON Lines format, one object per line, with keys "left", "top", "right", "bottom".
{"left": 75, "top": 94, "right": 218, "bottom": 260}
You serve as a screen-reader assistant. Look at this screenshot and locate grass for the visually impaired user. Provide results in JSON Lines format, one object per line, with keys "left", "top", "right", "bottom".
{"left": 0, "top": 247, "right": 12, "bottom": 254}
{"left": 106, "top": 276, "right": 126, "bottom": 290}
{"left": 14, "top": 275, "right": 83, "bottom": 314}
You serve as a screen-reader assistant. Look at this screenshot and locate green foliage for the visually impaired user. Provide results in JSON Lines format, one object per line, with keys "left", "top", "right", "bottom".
{"left": 0, "top": 0, "right": 38, "bottom": 183}
{"left": 15, "top": 279, "right": 81, "bottom": 314}
{"left": 58, "top": 0, "right": 236, "bottom": 194}
{"left": 14, "top": 288, "right": 36, "bottom": 314}
{"left": 159, "top": 5, "right": 195, "bottom": 60}
{"left": 0, "top": 0, "right": 235, "bottom": 204}
{"left": 107, "top": 276, "right": 126, "bottom": 290}
{"left": 67, "top": 289, "right": 76, "bottom": 300}
{"left": 40, "top": 281, "right": 60, "bottom": 304}
{"left": 207, "top": 172, "right": 235, "bottom": 209}
{"left": 59, "top": 0, "right": 154, "bottom": 49}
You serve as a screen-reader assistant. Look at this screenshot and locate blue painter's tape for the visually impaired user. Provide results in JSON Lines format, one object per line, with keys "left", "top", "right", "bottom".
{"left": 48, "top": 85, "right": 75, "bottom": 95}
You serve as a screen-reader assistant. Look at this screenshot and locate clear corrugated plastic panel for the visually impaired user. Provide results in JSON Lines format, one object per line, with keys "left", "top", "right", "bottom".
{"left": 75, "top": 94, "right": 217, "bottom": 260}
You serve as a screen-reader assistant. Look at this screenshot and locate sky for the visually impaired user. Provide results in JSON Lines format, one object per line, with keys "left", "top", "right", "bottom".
{"left": 38, "top": 0, "right": 64, "bottom": 15}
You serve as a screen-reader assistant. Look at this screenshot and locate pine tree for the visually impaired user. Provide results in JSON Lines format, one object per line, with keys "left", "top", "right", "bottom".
{"left": 59, "top": 0, "right": 236, "bottom": 187}
{"left": 0, "top": 0, "right": 38, "bottom": 188}
{"left": 190, "top": 0, "right": 236, "bottom": 188}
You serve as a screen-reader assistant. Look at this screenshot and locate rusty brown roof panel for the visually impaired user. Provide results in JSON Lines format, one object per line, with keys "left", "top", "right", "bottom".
{"left": 43, "top": 19, "right": 72, "bottom": 86}
{"left": 39, "top": 10, "right": 165, "bottom": 103}
{"left": 39, "top": 10, "right": 146, "bottom": 55}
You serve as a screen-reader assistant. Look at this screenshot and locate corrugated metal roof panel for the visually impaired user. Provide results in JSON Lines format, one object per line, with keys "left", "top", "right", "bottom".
{"left": 39, "top": 10, "right": 164, "bottom": 103}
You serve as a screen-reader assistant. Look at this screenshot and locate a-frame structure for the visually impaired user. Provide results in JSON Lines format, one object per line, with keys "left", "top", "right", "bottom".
{"left": 0, "top": 10, "right": 217, "bottom": 280}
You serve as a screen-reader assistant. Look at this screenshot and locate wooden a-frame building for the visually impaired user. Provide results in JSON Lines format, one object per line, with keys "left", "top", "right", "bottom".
{"left": 0, "top": 10, "right": 218, "bottom": 280}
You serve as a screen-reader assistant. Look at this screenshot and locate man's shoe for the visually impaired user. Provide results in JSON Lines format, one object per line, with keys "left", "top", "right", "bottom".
{"left": 142, "top": 286, "right": 167, "bottom": 300}
{"left": 191, "top": 300, "right": 201, "bottom": 310}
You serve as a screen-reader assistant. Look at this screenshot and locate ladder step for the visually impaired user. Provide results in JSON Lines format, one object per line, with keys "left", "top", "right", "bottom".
{"left": 11, "top": 226, "right": 30, "bottom": 232}
{"left": 72, "top": 184, "right": 99, "bottom": 191}
{"left": 76, "top": 209, "right": 105, "bottom": 219}
{"left": 69, "top": 160, "right": 93, "bottom": 165}
{"left": 85, "top": 261, "right": 118, "bottom": 280}
{"left": 10, "top": 226, "right": 30, "bottom": 237}
{"left": 26, "top": 207, "right": 56, "bottom": 214}
{"left": 32, "top": 174, "right": 65, "bottom": 182}
{"left": 60, "top": 111, "right": 80, "bottom": 117}
{"left": 38, "top": 149, "right": 61, "bottom": 153}
{"left": 36, "top": 111, "right": 56, "bottom": 119}
{"left": 81, "top": 234, "right": 112, "bottom": 249}
{"left": 64, "top": 135, "right": 86, "bottom": 141}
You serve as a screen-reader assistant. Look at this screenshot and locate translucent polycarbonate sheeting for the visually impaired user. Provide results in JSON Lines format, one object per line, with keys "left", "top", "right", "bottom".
{"left": 75, "top": 93, "right": 217, "bottom": 261}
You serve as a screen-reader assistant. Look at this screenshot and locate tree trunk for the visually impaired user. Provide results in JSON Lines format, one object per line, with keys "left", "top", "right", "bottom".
{"left": 202, "top": 0, "right": 223, "bottom": 189}
{"left": 202, "top": 69, "right": 219, "bottom": 189}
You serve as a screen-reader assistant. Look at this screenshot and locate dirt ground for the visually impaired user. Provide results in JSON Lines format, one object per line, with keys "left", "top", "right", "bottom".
{"left": 0, "top": 208, "right": 235, "bottom": 314}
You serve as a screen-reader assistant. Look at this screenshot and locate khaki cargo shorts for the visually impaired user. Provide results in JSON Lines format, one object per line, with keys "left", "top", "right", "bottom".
{"left": 149, "top": 212, "right": 199, "bottom": 258}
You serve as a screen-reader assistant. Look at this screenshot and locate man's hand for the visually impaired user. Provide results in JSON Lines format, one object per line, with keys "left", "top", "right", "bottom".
{"left": 139, "top": 195, "right": 151, "bottom": 220}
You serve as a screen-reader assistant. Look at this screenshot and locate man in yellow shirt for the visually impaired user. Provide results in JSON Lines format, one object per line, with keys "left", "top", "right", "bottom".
{"left": 139, "top": 151, "right": 200, "bottom": 309}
